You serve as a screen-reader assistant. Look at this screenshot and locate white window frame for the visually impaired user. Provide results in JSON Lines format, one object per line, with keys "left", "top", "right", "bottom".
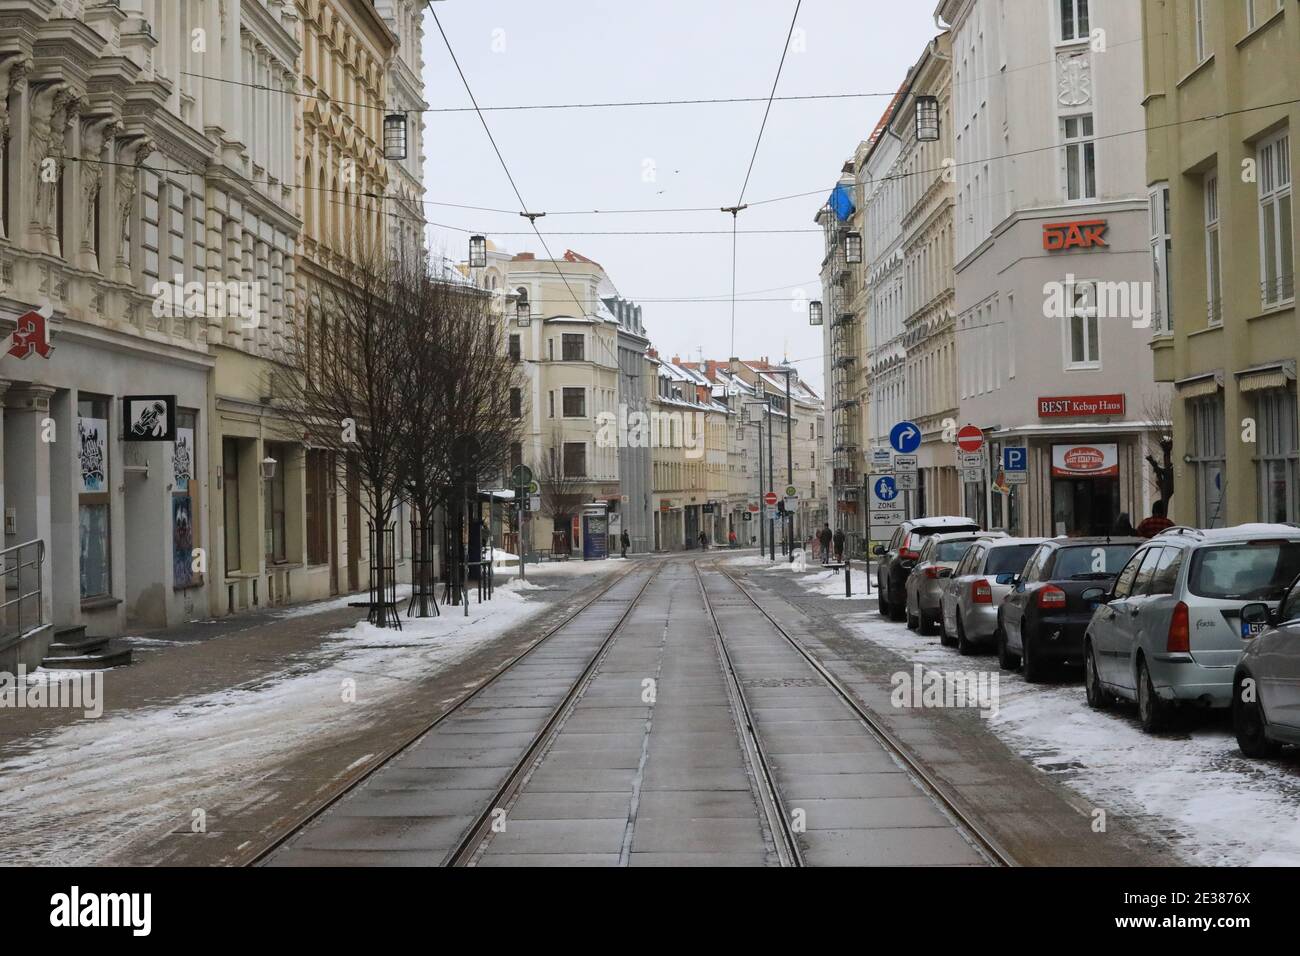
{"left": 1255, "top": 387, "right": 1299, "bottom": 523}
{"left": 1059, "top": 0, "right": 1091, "bottom": 42}
{"left": 1257, "top": 130, "right": 1294, "bottom": 308}
{"left": 1193, "top": 0, "right": 1210, "bottom": 62}
{"left": 1246, "top": 0, "right": 1284, "bottom": 33}
{"left": 1149, "top": 183, "right": 1174, "bottom": 333}
{"left": 1062, "top": 113, "right": 1096, "bottom": 201}
{"left": 1204, "top": 172, "right": 1222, "bottom": 325}
{"left": 1064, "top": 279, "right": 1101, "bottom": 369}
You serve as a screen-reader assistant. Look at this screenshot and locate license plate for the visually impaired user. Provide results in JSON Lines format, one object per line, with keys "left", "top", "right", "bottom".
{"left": 1241, "top": 620, "right": 1266, "bottom": 639}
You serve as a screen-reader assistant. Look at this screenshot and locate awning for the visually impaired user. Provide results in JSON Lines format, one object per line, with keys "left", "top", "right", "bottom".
{"left": 1174, "top": 369, "right": 1223, "bottom": 398}
{"left": 1236, "top": 360, "right": 1296, "bottom": 393}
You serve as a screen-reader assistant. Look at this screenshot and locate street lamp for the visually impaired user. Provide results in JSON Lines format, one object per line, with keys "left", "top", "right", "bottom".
{"left": 845, "top": 232, "right": 863, "bottom": 264}
{"left": 383, "top": 112, "right": 408, "bottom": 160}
{"left": 260, "top": 456, "right": 277, "bottom": 480}
{"left": 516, "top": 296, "right": 531, "bottom": 327}
{"left": 915, "top": 95, "right": 940, "bottom": 143}
{"left": 809, "top": 300, "right": 823, "bottom": 326}
{"left": 469, "top": 234, "right": 487, "bottom": 268}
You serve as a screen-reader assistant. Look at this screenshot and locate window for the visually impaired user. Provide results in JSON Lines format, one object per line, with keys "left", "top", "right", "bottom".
{"left": 563, "top": 442, "right": 587, "bottom": 478}
{"left": 562, "top": 387, "right": 585, "bottom": 418}
{"left": 548, "top": 390, "right": 555, "bottom": 418}
{"left": 1149, "top": 547, "right": 1185, "bottom": 596}
{"left": 1060, "top": 0, "right": 1090, "bottom": 41}
{"left": 1258, "top": 132, "right": 1294, "bottom": 307}
{"left": 1256, "top": 388, "right": 1299, "bottom": 523}
{"left": 223, "top": 438, "right": 242, "bottom": 574}
{"left": 264, "top": 441, "right": 288, "bottom": 564}
{"left": 173, "top": 410, "right": 199, "bottom": 587}
{"left": 1066, "top": 280, "right": 1100, "bottom": 367}
{"left": 1132, "top": 547, "right": 1164, "bottom": 595}
{"left": 77, "top": 396, "right": 112, "bottom": 599}
{"left": 510, "top": 387, "right": 523, "bottom": 419}
{"left": 306, "top": 449, "right": 331, "bottom": 566}
{"left": 1281, "top": 577, "right": 1300, "bottom": 624}
{"left": 1189, "top": 393, "right": 1226, "bottom": 528}
{"left": 1246, "top": 0, "right": 1284, "bottom": 32}
{"left": 1204, "top": 173, "right": 1222, "bottom": 324}
{"left": 561, "top": 333, "right": 585, "bottom": 361}
{"left": 1022, "top": 545, "right": 1053, "bottom": 584}
{"left": 1189, "top": 540, "right": 1300, "bottom": 600}
{"left": 1053, "top": 544, "right": 1139, "bottom": 579}
{"left": 508, "top": 334, "right": 521, "bottom": 362}
{"left": 1111, "top": 550, "right": 1145, "bottom": 599}
{"left": 1062, "top": 114, "right": 1096, "bottom": 201}
{"left": 1193, "top": 0, "right": 1209, "bottom": 61}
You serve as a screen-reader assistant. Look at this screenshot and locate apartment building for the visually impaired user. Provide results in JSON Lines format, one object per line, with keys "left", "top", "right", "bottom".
{"left": 648, "top": 353, "right": 713, "bottom": 551}
{"left": 939, "top": 0, "right": 1165, "bottom": 536}
{"left": 1142, "top": 0, "right": 1298, "bottom": 526}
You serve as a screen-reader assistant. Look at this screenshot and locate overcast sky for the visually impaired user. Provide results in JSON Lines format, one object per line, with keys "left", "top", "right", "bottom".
{"left": 419, "top": 1, "right": 941, "bottom": 393}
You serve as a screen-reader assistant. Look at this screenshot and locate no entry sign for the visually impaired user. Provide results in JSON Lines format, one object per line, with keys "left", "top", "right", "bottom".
{"left": 763, "top": 491, "right": 779, "bottom": 507}
{"left": 957, "top": 424, "right": 984, "bottom": 453}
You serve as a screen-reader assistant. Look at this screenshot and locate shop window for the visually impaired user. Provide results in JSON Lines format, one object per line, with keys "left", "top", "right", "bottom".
{"left": 264, "top": 441, "right": 288, "bottom": 564}
{"left": 223, "top": 438, "right": 242, "bottom": 574}
{"left": 77, "top": 396, "right": 112, "bottom": 599}
{"left": 172, "top": 410, "right": 199, "bottom": 588}
{"left": 1189, "top": 394, "right": 1226, "bottom": 528}
{"left": 1256, "top": 388, "right": 1299, "bottom": 523}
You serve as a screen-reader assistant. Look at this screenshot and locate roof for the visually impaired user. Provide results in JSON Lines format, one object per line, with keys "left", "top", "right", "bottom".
{"left": 1152, "top": 523, "right": 1300, "bottom": 543}
{"left": 905, "top": 516, "right": 982, "bottom": 530}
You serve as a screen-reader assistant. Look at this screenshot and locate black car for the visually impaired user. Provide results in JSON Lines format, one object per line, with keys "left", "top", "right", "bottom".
{"left": 997, "top": 537, "right": 1143, "bottom": 681}
{"left": 875, "top": 517, "right": 981, "bottom": 621}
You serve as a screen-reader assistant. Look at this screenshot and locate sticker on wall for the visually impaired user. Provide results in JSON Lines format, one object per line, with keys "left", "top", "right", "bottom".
{"left": 123, "top": 395, "right": 177, "bottom": 442}
{"left": 78, "top": 417, "right": 109, "bottom": 493}
{"left": 173, "top": 496, "right": 194, "bottom": 588}
{"left": 174, "top": 426, "right": 194, "bottom": 491}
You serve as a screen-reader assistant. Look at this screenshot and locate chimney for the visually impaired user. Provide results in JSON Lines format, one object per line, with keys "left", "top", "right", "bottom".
{"left": 671, "top": 355, "right": 681, "bottom": 365}
{"left": 647, "top": 347, "right": 659, "bottom": 359}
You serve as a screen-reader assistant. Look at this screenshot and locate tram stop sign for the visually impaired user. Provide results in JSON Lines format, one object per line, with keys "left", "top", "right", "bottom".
{"left": 511, "top": 464, "right": 534, "bottom": 488}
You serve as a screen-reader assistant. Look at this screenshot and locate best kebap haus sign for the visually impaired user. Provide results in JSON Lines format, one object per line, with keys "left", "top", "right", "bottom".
{"left": 1051, "top": 443, "right": 1119, "bottom": 478}
{"left": 1038, "top": 393, "right": 1125, "bottom": 418}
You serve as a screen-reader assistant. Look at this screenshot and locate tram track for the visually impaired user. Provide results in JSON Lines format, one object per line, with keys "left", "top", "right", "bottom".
{"left": 246, "top": 560, "right": 657, "bottom": 867}
{"left": 703, "top": 560, "right": 1017, "bottom": 867}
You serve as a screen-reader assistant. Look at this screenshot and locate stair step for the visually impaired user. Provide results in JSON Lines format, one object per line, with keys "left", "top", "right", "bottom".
{"left": 45, "top": 635, "right": 111, "bottom": 658}
{"left": 53, "top": 625, "right": 88, "bottom": 641}
{"left": 40, "top": 647, "right": 133, "bottom": 670}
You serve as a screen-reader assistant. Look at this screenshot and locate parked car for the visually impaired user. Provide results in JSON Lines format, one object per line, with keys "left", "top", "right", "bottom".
{"left": 1083, "top": 524, "right": 1300, "bottom": 733}
{"left": 905, "top": 532, "right": 1004, "bottom": 635}
{"left": 1234, "top": 576, "right": 1300, "bottom": 757}
{"left": 875, "top": 516, "right": 981, "bottom": 621}
{"left": 939, "top": 537, "right": 1045, "bottom": 655}
{"left": 998, "top": 537, "right": 1143, "bottom": 681}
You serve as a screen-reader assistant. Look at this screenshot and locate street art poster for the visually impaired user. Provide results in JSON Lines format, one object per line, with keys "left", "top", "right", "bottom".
{"left": 174, "top": 426, "right": 194, "bottom": 491}
{"left": 123, "top": 395, "right": 177, "bottom": 442}
{"left": 78, "top": 417, "right": 109, "bottom": 494}
{"left": 173, "top": 495, "right": 194, "bottom": 588}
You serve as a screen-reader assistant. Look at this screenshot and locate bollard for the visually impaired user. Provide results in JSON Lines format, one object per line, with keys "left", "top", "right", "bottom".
{"left": 845, "top": 555, "right": 852, "bottom": 598}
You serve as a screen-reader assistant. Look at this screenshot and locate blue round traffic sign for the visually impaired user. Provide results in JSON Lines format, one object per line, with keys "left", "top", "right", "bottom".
{"left": 874, "top": 476, "right": 899, "bottom": 502}
{"left": 889, "top": 421, "right": 921, "bottom": 454}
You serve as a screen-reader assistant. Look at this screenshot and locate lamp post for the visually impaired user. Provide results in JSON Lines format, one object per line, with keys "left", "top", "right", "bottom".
{"left": 469, "top": 234, "right": 487, "bottom": 269}
{"left": 776, "top": 363, "right": 796, "bottom": 561}
{"left": 383, "top": 112, "right": 408, "bottom": 160}
{"left": 742, "top": 401, "right": 768, "bottom": 555}
{"left": 915, "top": 95, "right": 941, "bottom": 143}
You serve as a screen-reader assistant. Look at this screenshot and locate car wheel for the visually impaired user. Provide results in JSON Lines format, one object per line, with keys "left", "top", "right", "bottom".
{"left": 956, "top": 615, "right": 974, "bottom": 656}
{"left": 1084, "top": 641, "right": 1110, "bottom": 710}
{"left": 878, "top": 585, "right": 890, "bottom": 618}
{"left": 938, "top": 607, "right": 952, "bottom": 647}
{"left": 1136, "top": 658, "right": 1170, "bottom": 733}
{"left": 1233, "top": 672, "right": 1282, "bottom": 759}
{"left": 1022, "top": 630, "right": 1044, "bottom": 683}
{"left": 997, "top": 622, "right": 1020, "bottom": 671}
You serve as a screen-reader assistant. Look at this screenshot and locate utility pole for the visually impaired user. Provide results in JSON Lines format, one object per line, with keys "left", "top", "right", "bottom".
{"left": 767, "top": 394, "right": 775, "bottom": 562}
{"left": 782, "top": 366, "right": 794, "bottom": 561}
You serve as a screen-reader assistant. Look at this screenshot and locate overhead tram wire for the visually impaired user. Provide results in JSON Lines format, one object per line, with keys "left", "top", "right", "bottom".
{"left": 725, "top": 0, "right": 802, "bottom": 357}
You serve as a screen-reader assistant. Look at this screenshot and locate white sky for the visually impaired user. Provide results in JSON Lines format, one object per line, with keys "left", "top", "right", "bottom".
{"left": 419, "top": 1, "right": 941, "bottom": 393}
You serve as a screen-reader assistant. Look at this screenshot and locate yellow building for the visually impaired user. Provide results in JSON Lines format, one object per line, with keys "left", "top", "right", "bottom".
{"left": 1143, "top": 0, "right": 1299, "bottom": 525}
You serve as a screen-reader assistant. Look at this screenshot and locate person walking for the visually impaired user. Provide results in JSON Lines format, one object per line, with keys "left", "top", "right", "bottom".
{"left": 818, "top": 523, "right": 833, "bottom": 565}
{"left": 1137, "top": 500, "right": 1175, "bottom": 538}
{"left": 698, "top": 530, "right": 709, "bottom": 551}
{"left": 728, "top": 529, "right": 737, "bottom": 549}
{"left": 833, "top": 528, "right": 846, "bottom": 563}
{"left": 620, "top": 529, "right": 630, "bottom": 558}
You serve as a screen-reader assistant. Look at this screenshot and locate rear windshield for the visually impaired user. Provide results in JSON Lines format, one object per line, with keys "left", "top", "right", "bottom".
{"left": 935, "top": 540, "right": 976, "bottom": 562}
{"left": 913, "top": 524, "right": 979, "bottom": 543}
{"left": 1188, "top": 541, "right": 1300, "bottom": 601}
{"left": 984, "top": 545, "right": 1039, "bottom": 575}
{"left": 1052, "top": 544, "right": 1139, "bottom": 580}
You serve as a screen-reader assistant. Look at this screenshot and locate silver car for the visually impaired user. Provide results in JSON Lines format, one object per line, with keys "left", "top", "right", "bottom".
{"left": 1084, "top": 524, "right": 1300, "bottom": 734}
{"left": 1235, "top": 576, "right": 1300, "bottom": 757}
{"left": 905, "top": 532, "right": 1003, "bottom": 635}
{"left": 939, "top": 537, "right": 1045, "bottom": 655}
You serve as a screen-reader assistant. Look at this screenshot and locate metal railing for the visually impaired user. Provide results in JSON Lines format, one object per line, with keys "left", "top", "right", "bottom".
{"left": 1, "top": 539, "right": 45, "bottom": 645}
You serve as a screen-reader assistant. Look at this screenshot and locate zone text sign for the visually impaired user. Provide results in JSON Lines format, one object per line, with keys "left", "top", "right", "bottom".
{"left": 1042, "top": 218, "right": 1108, "bottom": 251}
{"left": 1038, "top": 394, "right": 1125, "bottom": 418}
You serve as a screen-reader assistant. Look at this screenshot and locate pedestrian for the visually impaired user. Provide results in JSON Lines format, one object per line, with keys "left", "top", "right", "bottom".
{"left": 728, "top": 529, "right": 737, "bottom": 549}
{"left": 620, "top": 529, "right": 630, "bottom": 558}
{"left": 1112, "top": 512, "right": 1136, "bottom": 536}
{"left": 1137, "top": 500, "right": 1175, "bottom": 538}
{"left": 698, "top": 530, "right": 709, "bottom": 550}
{"left": 818, "top": 523, "right": 833, "bottom": 565}
{"left": 833, "top": 528, "right": 846, "bottom": 563}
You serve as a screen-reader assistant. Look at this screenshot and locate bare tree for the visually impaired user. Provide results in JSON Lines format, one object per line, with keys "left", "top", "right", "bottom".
{"left": 1143, "top": 391, "right": 1175, "bottom": 512}
{"left": 273, "top": 246, "right": 413, "bottom": 626}
{"left": 538, "top": 428, "right": 589, "bottom": 554}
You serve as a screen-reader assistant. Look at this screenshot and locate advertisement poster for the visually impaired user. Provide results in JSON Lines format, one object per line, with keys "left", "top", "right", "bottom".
{"left": 173, "top": 426, "right": 194, "bottom": 491}
{"left": 77, "top": 417, "right": 109, "bottom": 493}
{"left": 173, "top": 496, "right": 194, "bottom": 588}
{"left": 1051, "top": 443, "right": 1119, "bottom": 478}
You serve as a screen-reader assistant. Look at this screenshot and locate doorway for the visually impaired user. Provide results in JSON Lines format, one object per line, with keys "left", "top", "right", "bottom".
{"left": 1051, "top": 477, "right": 1119, "bottom": 536}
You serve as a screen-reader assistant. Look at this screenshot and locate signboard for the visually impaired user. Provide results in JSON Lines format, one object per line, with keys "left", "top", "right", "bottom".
{"left": 1051, "top": 443, "right": 1119, "bottom": 478}
{"left": 962, "top": 468, "right": 983, "bottom": 483}
{"left": 7, "top": 309, "right": 54, "bottom": 359}
{"left": 956, "top": 424, "right": 984, "bottom": 453}
{"left": 608, "top": 513, "right": 622, "bottom": 537}
{"left": 784, "top": 497, "right": 799, "bottom": 512}
{"left": 1005, "top": 470, "right": 1028, "bottom": 485}
{"left": 785, "top": 485, "right": 798, "bottom": 498}
{"left": 894, "top": 473, "right": 917, "bottom": 491}
{"left": 511, "top": 464, "right": 534, "bottom": 487}
{"left": 890, "top": 421, "right": 922, "bottom": 454}
{"left": 748, "top": 503, "right": 760, "bottom": 513}
{"left": 530, "top": 495, "right": 542, "bottom": 512}
{"left": 582, "top": 512, "right": 608, "bottom": 560}
{"left": 122, "top": 395, "right": 177, "bottom": 442}
{"left": 1037, "top": 394, "right": 1126, "bottom": 418}
{"left": 1043, "top": 218, "right": 1108, "bottom": 251}
{"left": 764, "top": 491, "right": 779, "bottom": 507}
{"left": 892, "top": 454, "right": 917, "bottom": 473}
{"left": 742, "top": 512, "right": 752, "bottom": 522}
{"left": 870, "top": 475, "right": 905, "bottom": 526}
{"left": 869, "top": 448, "right": 893, "bottom": 472}
{"left": 1003, "top": 447, "right": 1028, "bottom": 473}
{"left": 959, "top": 452, "right": 984, "bottom": 469}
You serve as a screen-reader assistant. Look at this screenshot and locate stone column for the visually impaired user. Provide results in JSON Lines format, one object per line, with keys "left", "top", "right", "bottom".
{"left": 3, "top": 385, "right": 56, "bottom": 627}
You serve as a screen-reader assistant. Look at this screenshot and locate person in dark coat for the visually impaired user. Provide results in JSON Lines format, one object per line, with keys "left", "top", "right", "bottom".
{"left": 1112, "top": 512, "right": 1137, "bottom": 536}
{"left": 1137, "top": 500, "right": 1175, "bottom": 538}
{"left": 818, "top": 524, "right": 833, "bottom": 564}
{"left": 833, "top": 528, "right": 846, "bottom": 562}
{"left": 620, "top": 529, "right": 630, "bottom": 558}
{"left": 698, "top": 531, "right": 709, "bottom": 550}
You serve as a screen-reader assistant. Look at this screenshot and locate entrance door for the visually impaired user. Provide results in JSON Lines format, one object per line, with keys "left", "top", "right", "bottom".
{"left": 346, "top": 458, "right": 361, "bottom": 592}
{"left": 222, "top": 438, "right": 241, "bottom": 575}
{"left": 1051, "top": 477, "right": 1118, "bottom": 536}
{"left": 329, "top": 453, "right": 339, "bottom": 595}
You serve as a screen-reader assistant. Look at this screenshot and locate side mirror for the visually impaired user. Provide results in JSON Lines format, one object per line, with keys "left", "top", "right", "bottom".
{"left": 873, "top": 545, "right": 886, "bottom": 556}
{"left": 1240, "top": 602, "right": 1273, "bottom": 637}
{"left": 938, "top": 567, "right": 953, "bottom": 579}
{"left": 1009, "top": 573, "right": 1021, "bottom": 585}
{"left": 1081, "top": 586, "right": 1108, "bottom": 605}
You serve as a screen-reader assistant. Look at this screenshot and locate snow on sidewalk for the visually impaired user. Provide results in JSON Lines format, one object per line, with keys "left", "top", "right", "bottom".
{"left": 0, "top": 565, "right": 618, "bottom": 865}
{"left": 772, "top": 565, "right": 1300, "bottom": 867}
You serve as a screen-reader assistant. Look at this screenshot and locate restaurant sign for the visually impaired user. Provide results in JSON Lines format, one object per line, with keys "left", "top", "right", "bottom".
{"left": 1051, "top": 443, "right": 1119, "bottom": 478}
{"left": 1038, "top": 394, "right": 1125, "bottom": 418}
